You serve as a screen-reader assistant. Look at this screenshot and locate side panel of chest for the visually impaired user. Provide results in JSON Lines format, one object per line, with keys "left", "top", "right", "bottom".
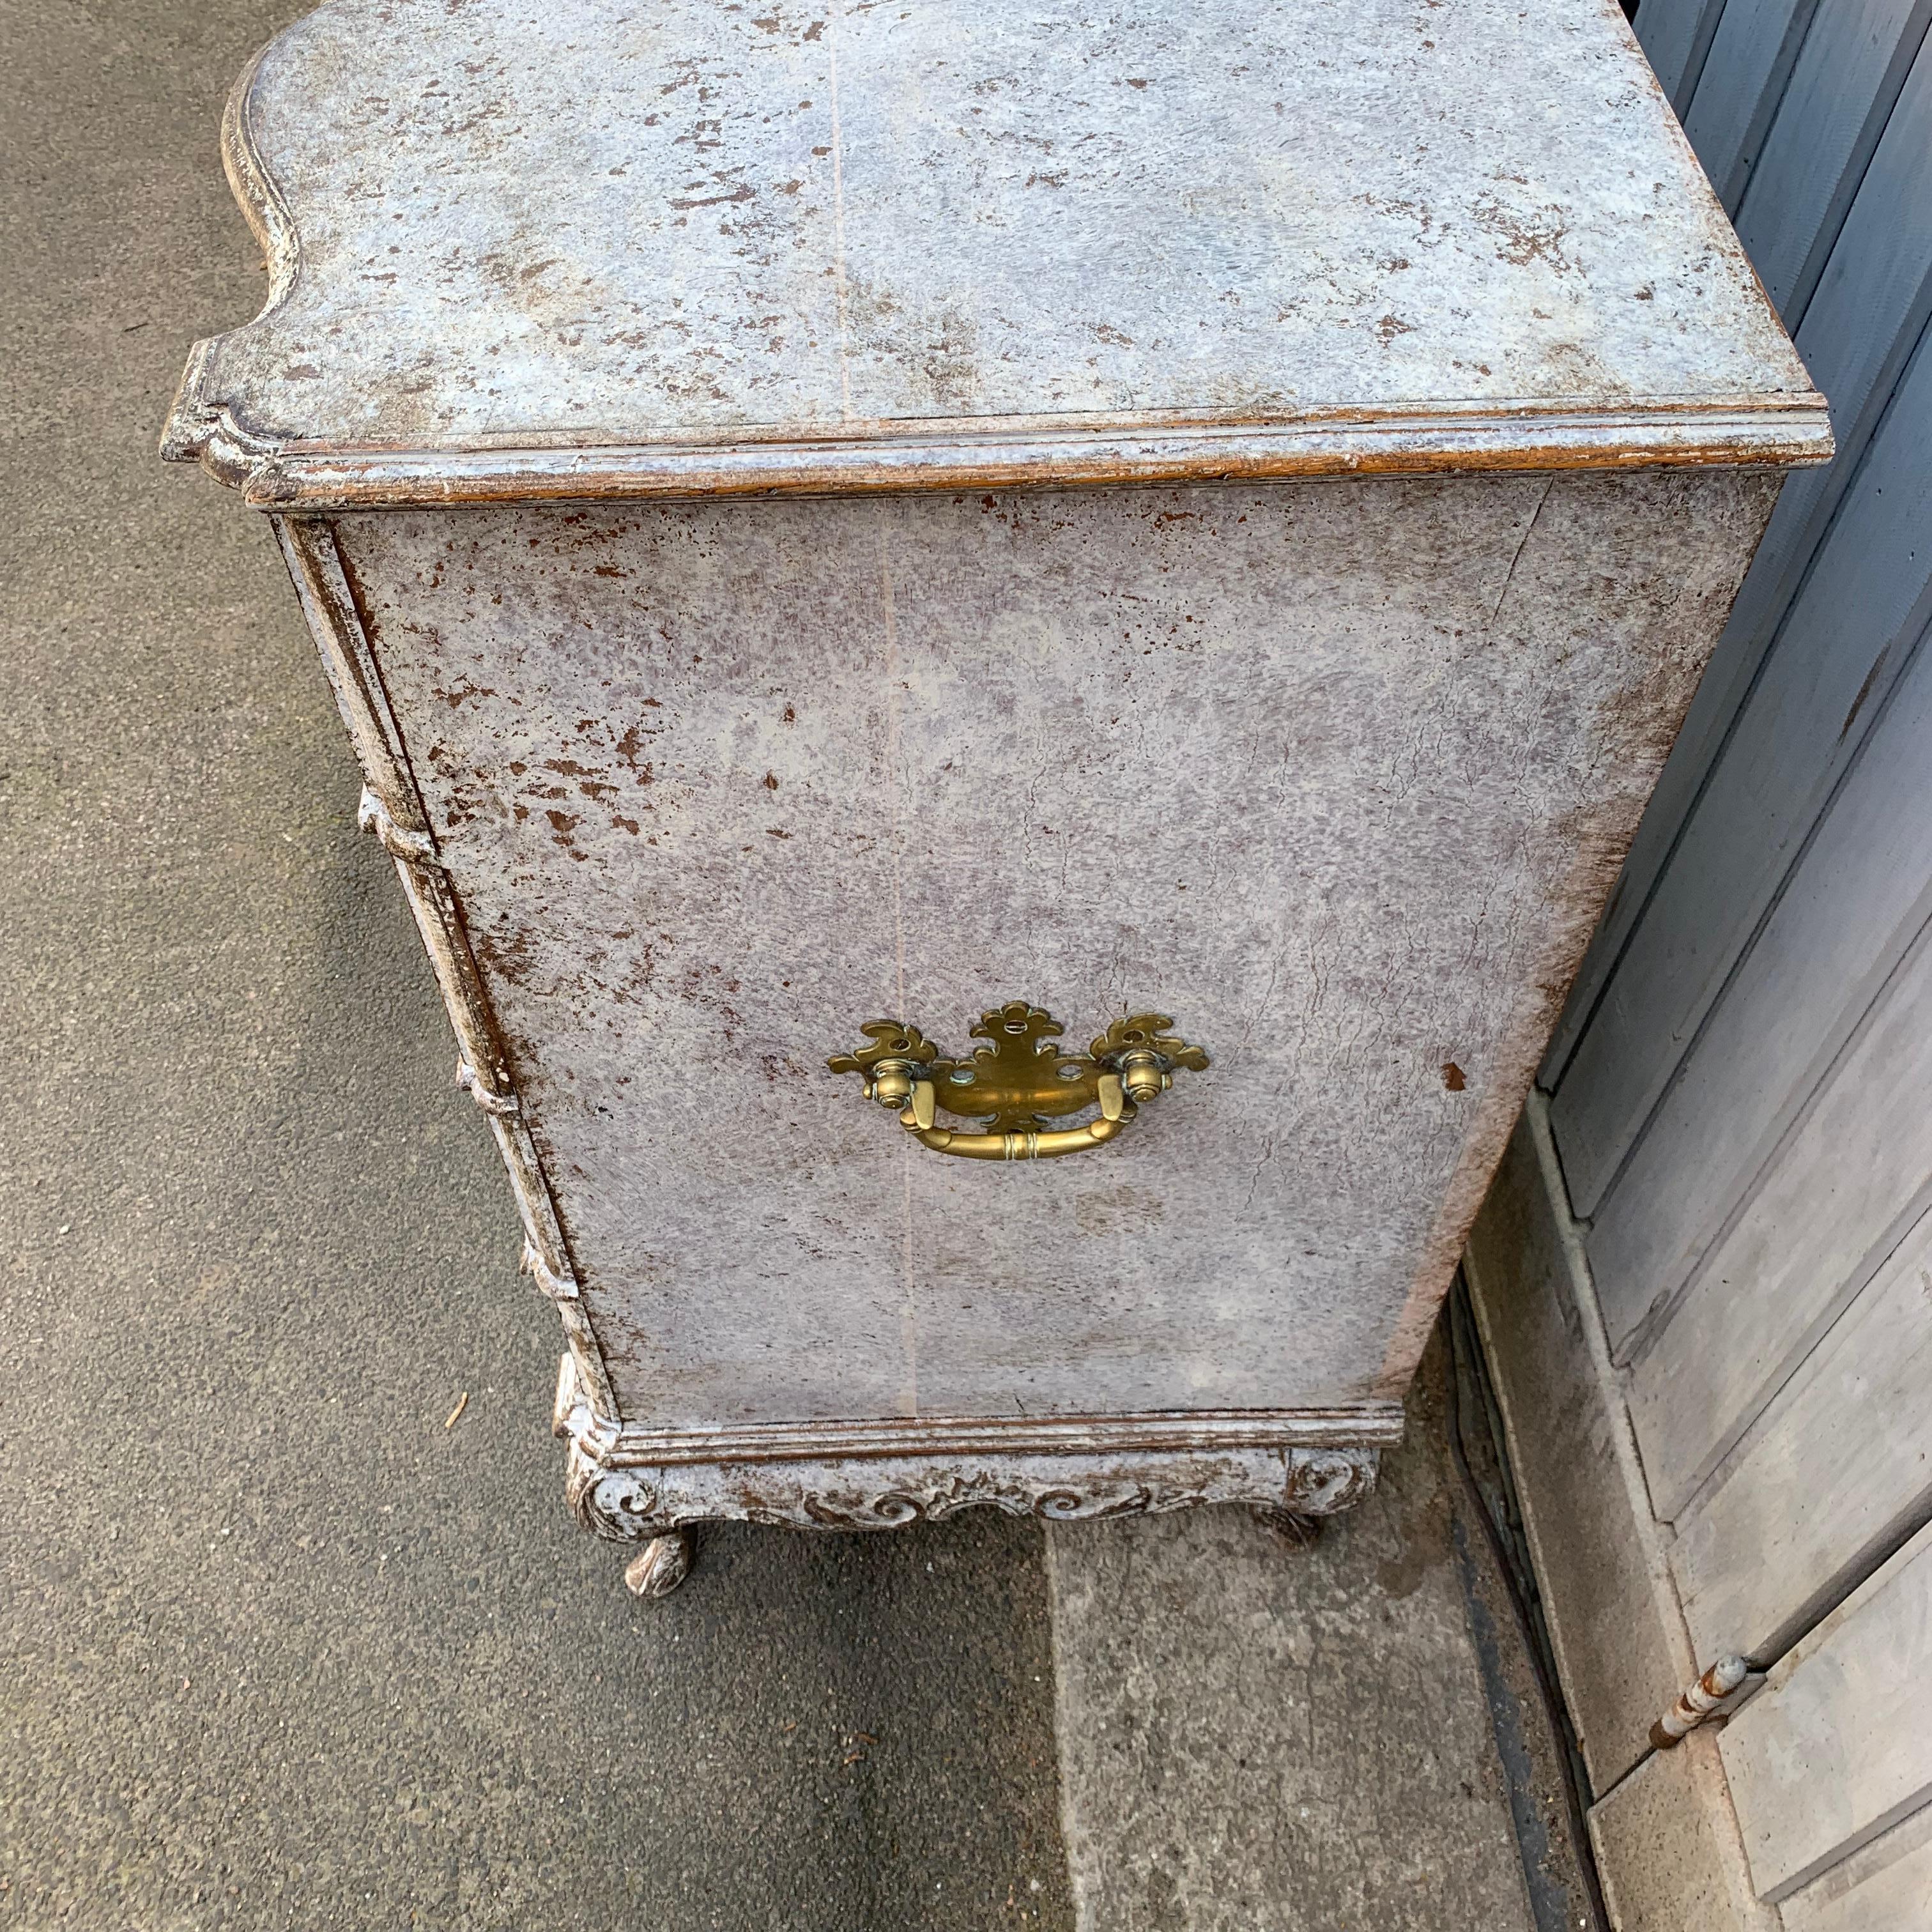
{"left": 328, "top": 471, "right": 1777, "bottom": 1429}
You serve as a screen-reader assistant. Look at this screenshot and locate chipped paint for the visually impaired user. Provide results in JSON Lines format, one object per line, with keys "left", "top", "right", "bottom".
{"left": 326, "top": 468, "right": 1782, "bottom": 1430}
{"left": 164, "top": 0, "right": 1823, "bottom": 1562}
{"left": 163, "top": 0, "right": 1827, "bottom": 496}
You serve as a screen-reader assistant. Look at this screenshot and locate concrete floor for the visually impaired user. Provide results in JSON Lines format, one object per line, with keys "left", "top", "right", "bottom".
{"left": 1047, "top": 1327, "right": 1593, "bottom": 1932}
{"left": 0, "top": 5, "right": 1589, "bottom": 1928}
{"left": 0, "top": 8, "right": 1071, "bottom": 1926}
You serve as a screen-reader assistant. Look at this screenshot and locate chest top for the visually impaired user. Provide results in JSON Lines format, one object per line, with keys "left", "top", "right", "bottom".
{"left": 164, "top": 0, "right": 1828, "bottom": 507}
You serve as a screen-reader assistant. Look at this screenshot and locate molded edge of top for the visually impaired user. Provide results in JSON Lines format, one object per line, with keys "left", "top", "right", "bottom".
{"left": 223, "top": 400, "right": 1832, "bottom": 509}
{"left": 160, "top": 8, "right": 1834, "bottom": 507}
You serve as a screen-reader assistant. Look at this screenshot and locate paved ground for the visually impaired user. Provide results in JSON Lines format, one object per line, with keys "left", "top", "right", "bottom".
{"left": 0, "top": 6, "right": 1591, "bottom": 1929}
{"left": 1048, "top": 1330, "right": 1583, "bottom": 1932}
{"left": 0, "top": 7, "right": 1071, "bottom": 1927}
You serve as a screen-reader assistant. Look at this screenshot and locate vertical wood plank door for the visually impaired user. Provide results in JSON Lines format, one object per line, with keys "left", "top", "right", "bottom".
{"left": 1513, "top": 0, "right": 1932, "bottom": 1923}
{"left": 1720, "top": 1522, "right": 1932, "bottom": 1903}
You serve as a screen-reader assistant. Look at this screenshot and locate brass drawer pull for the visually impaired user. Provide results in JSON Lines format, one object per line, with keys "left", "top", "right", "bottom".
{"left": 829, "top": 1002, "right": 1208, "bottom": 1162}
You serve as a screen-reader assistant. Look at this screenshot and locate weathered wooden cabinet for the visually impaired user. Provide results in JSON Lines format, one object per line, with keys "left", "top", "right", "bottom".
{"left": 165, "top": 0, "right": 1826, "bottom": 1593}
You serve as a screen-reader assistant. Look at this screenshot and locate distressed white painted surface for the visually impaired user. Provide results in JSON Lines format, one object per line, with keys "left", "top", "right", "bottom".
{"left": 157, "top": 0, "right": 1825, "bottom": 1554}
{"left": 171, "top": 0, "right": 1814, "bottom": 460}
{"left": 335, "top": 468, "right": 1776, "bottom": 1430}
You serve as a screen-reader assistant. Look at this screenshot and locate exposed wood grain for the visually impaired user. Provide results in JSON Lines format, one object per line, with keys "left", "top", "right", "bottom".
{"left": 1671, "top": 1203, "right": 1932, "bottom": 1662}
{"left": 1720, "top": 1519, "right": 1932, "bottom": 1901}
{"left": 1551, "top": 321, "right": 1932, "bottom": 1224}
{"left": 1540, "top": 34, "right": 1932, "bottom": 1089}
{"left": 241, "top": 405, "right": 1829, "bottom": 510}
{"left": 1624, "top": 908, "right": 1932, "bottom": 1519}
{"left": 1733, "top": 0, "right": 1932, "bottom": 323}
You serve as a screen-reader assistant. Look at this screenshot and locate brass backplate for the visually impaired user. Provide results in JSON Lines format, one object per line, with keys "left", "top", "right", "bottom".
{"left": 830, "top": 1001, "right": 1208, "bottom": 1132}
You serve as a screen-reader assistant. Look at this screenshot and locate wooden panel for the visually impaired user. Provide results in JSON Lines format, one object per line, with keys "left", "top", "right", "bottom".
{"left": 1733, "top": 0, "right": 1931, "bottom": 322}
{"left": 1625, "top": 911, "right": 1932, "bottom": 1519}
{"left": 1683, "top": 0, "right": 1818, "bottom": 211}
{"left": 1720, "top": 1519, "right": 1932, "bottom": 1901}
{"left": 1781, "top": 1800, "right": 1932, "bottom": 1932}
{"left": 335, "top": 469, "right": 1772, "bottom": 1429}
{"left": 1636, "top": 0, "right": 1729, "bottom": 111}
{"left": 1540, "top": 33, "right": 1932, "bottom": 1094}
{"left": 1462, "top": 1107, "right": 1693, "bottom": 1791}
{"left": 1720, "top": 32, "right": 1932, "bottom": 679}
{"left": 1585, "top": 615, "right": 1932, "bottom": 1351}
{"left": 1671, "top": 1204, "right": 1932, "bottom": 1661}
{"left": 1551, "top": 319, "right": 1932, "bottom": 1223}
{"left": 162, "top": 0, "right": 1815, "bottom": 479}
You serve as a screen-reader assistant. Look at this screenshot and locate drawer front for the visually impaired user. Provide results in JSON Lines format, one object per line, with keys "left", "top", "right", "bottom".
{"left": 332, "top": 470, "right": 1775, "bottom": 1427}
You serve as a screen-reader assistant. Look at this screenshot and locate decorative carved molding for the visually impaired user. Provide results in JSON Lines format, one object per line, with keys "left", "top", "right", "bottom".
{"left": 1285, "top": 1448, "right": 1381, "bottom": 1517}
{"left": 554, "top": 1351, "right": 1384, "bottom": 1540}
{"left": 356, "top": 784, "right": 441, "bottom": 866}
{"left": 520, "top": 1238, "right": 579, "bottom": 1303}
{"left": 272, "top": 518, "right": 623, "bottom": 1427}
{"left": 624, "top": 1534, "right": 693, "bottom": 1599}
{"left": 562, "top": 1429, "right": 1379, "bottom": 1542}
{"left": 155, "top": 372, "right": 281, "bottom": 485}
{"left": 241, "top": 405, "right": 1834, "bottom": 512}
{"left": 158, "top": 37, "right": 303, "bottom": 486}
{"left": 456, "top": 1055, "right": 521, "bottom": 1119}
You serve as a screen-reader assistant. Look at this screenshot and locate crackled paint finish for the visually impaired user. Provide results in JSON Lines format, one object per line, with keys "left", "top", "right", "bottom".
{"left": 171, "top": 0, "right": 1816, "bottom": 461}
{"left": 331, "top": 466, "right": 1780, "bottom": 1430}
{"left": 162, "top": 0, "right": 1823, "bottom": 1533}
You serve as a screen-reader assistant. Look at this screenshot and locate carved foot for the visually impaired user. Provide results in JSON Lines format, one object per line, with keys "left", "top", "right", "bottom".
{"left": 623, "top": 1531, "right": 692, "bottom": 1598}
{"left": 1252, "top": 1505, "right": 1324, "bottom": 1551}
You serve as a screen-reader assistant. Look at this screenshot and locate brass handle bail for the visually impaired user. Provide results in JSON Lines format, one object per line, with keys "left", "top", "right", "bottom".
{"left": 829, "top": 1003, "right": 1207, "bottom": 1163}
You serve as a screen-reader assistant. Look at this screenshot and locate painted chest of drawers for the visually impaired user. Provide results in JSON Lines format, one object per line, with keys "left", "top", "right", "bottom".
{"left": 164, "top": 0, "right": 1828, "bottom": 1593}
